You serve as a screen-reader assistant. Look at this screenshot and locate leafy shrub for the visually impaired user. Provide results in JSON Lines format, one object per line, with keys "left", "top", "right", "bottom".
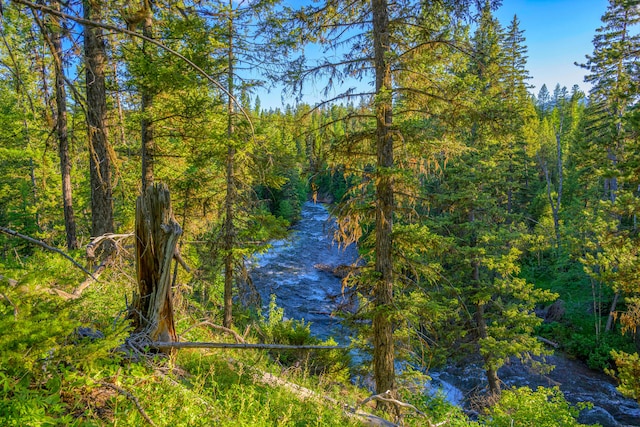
{"left": 564, "top": 332, "right": 635, "bottom": 370}
{"left": 479, "top": 386, "right": 590, "bottom": 427}
{"left": 257, "top": 295, "right": 350, "bottom": 381}
{"left": 609, "top": 350, "right": 640, "bottom": 403}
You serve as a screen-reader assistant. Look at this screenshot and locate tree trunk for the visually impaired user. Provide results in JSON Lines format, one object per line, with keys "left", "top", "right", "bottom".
{"left": 371, "top": 0, "right": 395, "bottom": 411}
{"left": 605, "top": 291, "right": 620, "bottom": 332}
{"left": 223, "top": 1, "right": 236, "bottom": 328}
{"left": 130, "top": 183, "right": 181, "bottom": 346}
{"left": 141, "top": 8, "right": 155, "bottom": 191}
{"left": 475, "top": 299, "right": 501, "bottom": 396}
{"left": 84, "top": 0, "right": 114, "bottom": 239}
{"left": 51, "top": 0, "right": 77, "bottom": 250}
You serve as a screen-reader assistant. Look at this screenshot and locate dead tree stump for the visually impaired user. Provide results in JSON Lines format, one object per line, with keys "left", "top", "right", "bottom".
{"left": 129, "top": 183, "right": 182, "bottom": 348}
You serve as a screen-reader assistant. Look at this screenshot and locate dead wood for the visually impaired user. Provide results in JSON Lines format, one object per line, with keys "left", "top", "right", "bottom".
{"left": 149, "top": 342, "right": 347, "bottom": 350}
{"left": 0, "top": 226, "right": 96, "bottom": 280}
{"left": 51, "top": 257, "right": 111, "bottom": 300}
{"left": 86, "top": 233, "right": 134, "bottom": 262}
{"left": 536, "top": 336, "right": 560, "bottom": 348}
{"left": 130, "top": 184, "right": 182, "bottom": 346}
{"left": 250, "top": 367, "right": 397, "bottom": 427}
{"left": 97, "top": 381, "right": 157, "bottom": 426}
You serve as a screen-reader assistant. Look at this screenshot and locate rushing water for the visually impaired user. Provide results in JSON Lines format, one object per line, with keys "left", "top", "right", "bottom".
{"left": 251, "top": 201, "right": 640, "bottom": 427}
{"left": 250, "top": 201, "right": 359, "bottom": 344}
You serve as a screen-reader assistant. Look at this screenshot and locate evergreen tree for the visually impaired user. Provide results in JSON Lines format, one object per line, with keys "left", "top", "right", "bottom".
{"left": 432, "top": 5, "right": 555, "bottom": 396}
{"left": 287, "top": 0, "right": 500, "bottom": 410}
{"left": 84, "top": 0, "right": 115, "bottom": 240}
{"left": 575, "top": 0, "right": 640, "bottom": 397}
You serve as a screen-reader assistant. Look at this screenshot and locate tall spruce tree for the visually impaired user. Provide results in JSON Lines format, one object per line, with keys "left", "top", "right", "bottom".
{"left": 432, "top": 5, "right": 555, "bottom": 396}
{"left": 286, "top": 0, "right": 499, "bottom": 410}
{"left": 576, "top": 0, "right": 640, "bottom": 398}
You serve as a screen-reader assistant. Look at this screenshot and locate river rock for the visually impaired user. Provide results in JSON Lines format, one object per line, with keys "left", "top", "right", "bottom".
{"left": 578, "top": 407, "right": 619, "bottom": 427}
{"left": 313, "top": 263, "right": 334, "bottom": 273}
{"left": 544, "top": 299, "right": 565, "bottom": 322}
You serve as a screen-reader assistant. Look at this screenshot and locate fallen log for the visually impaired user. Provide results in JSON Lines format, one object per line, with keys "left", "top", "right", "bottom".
{"left": 536, "top": 336, "right": 560, "bottom": 348}
{"left": 149, "top": 342, "right": 348, "bottom": 350}
{"left": 250, "top": 367, "right": 397, "bottom": 427}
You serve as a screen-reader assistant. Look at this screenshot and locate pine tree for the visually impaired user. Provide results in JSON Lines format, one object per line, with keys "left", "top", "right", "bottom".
{"left": 84, "top": 0, "right": 115, "bottom": 240}
{"left": 286, "top": 0, "right": 500, "bottom": 410}
{"left": 432, "top": 5, "right": 556, "bottom": 396}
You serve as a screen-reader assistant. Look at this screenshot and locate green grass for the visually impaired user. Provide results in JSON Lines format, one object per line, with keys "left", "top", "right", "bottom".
{"left": 0, "top": 249, "right": 592, "bottom": 426}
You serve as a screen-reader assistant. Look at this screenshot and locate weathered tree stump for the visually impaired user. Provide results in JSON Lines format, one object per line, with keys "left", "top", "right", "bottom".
{"left": 129, "top": 183, "right": 182, "bottom": 348}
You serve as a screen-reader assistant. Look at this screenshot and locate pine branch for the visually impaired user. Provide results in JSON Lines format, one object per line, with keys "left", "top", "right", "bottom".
{"left": 12, "top": 0, "right": 256, "bottom": 139}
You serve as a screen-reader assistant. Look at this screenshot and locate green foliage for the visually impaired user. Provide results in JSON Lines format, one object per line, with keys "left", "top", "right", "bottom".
{"left": 479, "top": 387, "right": 590, "bottom": 427}
{"left": 0, "top": 272, "right": 129, "bottom": 426}
{"left": 609, "top": 350, "right": 640, "bottom": 403}
{"left": 257, "top": 295, "right": 350, "bottom": 381}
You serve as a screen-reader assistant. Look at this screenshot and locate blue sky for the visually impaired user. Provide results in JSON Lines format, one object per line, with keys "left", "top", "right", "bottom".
{"left": 259, "top": 1, "right": 609, "bottom": 109}
{"left": 494, "top": 0, "right": 608, "bottom": 95}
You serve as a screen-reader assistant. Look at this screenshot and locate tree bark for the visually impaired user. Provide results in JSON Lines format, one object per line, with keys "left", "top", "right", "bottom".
{"left": 141, "top": 6, "right": 155, "bottom": 191}
{"left": 472, "top": 253, "right": 501, "bottom": 396}
{"left": 50, "top": 0, "right": 77, "bottom": 250}
{"left": 84, "top": 0, "right": 114, "bottom": 239}
{"left": 223, "top": 0, "right": 236, "bottom": 328}
{"left": 605, "top": 291, "right": 620, "bottom": 333}
{"left": 371, "top": 0, "right": 395, "bottom": 411}
{"left": 130, "top": 183, "right": 182, "bottom": 346}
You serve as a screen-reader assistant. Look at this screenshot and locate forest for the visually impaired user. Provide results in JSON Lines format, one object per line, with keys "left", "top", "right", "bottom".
{"left": 1, "top": 0, "right": 640, "bottom": 425}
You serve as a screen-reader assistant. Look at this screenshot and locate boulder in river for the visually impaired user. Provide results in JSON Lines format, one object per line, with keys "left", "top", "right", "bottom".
{"left": 578, "top": 406, "right": 619, "bottom": 427}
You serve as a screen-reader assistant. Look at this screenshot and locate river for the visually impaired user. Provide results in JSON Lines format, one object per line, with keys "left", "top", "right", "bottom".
{"left": 251, "top": 201, "right": 640, "bottom": 427}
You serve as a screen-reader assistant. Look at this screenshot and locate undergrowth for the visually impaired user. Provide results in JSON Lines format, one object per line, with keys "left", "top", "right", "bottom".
{"left": 0, "top": 250, "right": 591, "bottom": 426}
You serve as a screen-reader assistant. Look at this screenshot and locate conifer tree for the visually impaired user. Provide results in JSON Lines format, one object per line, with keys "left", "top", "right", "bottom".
{"left": 576, "top": 0, "right": 640, "bottom": 395}
{"left": 432, "top": 5, "right": 555, "bottom": 396}
{"left": 84, "top": 0, "right": 115, "bottom": 240}
{"left": 286, "top": 0, "right": 499, "bottom": 409}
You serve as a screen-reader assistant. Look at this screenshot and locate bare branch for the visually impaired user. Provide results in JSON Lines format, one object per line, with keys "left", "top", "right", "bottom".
{"left": 149, "top": 341, "right": 348, "bottom": 350}
{"left": 0, "top": 226, "right": 96, "bottom": 280}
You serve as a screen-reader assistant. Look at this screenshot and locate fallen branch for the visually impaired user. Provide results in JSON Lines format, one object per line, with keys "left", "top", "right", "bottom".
{"left": 150, "top": 341, "right": 347, "bottom": 350}
{"left": 179, "top": 321, "right": 245, "bottom": 343}
{"left": 97, "top": 381, "right": 156, "bottom": 426}
{"left": 51, "top": 257, "right": 111, "bottom": 300}
{"left": 86, "top": 233, "right": 134, "bottom": 261}
{"left": 356, "top": 390, "right": 449, "bottom": 427}
{"left": 361, "top": 390, "right": 426, "bottom": 417}
{"left": 251, "top": 367, "right": 396, "bottom": 427}
{"left": 536, "top": 336, "right": 560, "bottom": 348}
{"left": 0, "top": 226, "right": 96, "bottom": 280}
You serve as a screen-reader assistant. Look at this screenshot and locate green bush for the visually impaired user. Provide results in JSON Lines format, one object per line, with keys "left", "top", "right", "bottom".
{"left": 257, "top": 295, "right": 350, "bottom": 381}
{"left": 479, "top": 386, "right": 590, "bottom": 427}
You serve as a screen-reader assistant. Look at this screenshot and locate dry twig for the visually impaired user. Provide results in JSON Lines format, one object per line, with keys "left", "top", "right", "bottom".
{"left": 97, "top": 381, "right": 157, "bottom": 426}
